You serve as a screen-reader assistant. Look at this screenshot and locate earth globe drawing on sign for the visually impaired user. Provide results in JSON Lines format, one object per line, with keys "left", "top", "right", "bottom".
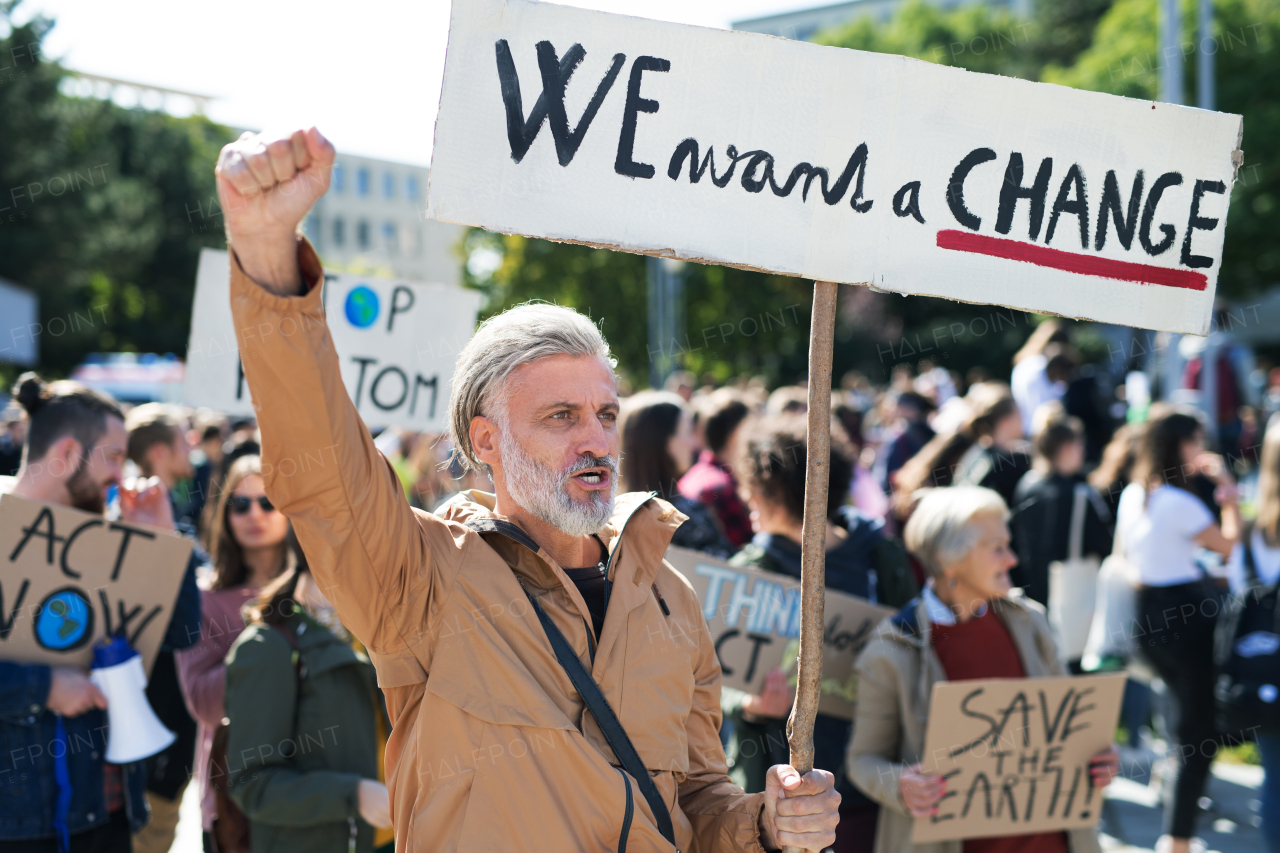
{"left": 35, "top": 588, "right": 94, "bottom": 652}
{"left": 344, "top": 285, "right": 380, "bottom": 328}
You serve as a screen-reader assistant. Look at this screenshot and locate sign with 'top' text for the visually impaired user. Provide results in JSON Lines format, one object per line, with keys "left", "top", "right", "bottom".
{"left": 184, "top": 249, "right": 482, "bottom": 431}
{"left": 427, "top": 0, "right": 1242, "bottom": 334}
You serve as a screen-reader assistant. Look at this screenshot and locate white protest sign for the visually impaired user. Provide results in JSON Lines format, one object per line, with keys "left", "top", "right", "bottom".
{"left": 184, "top": 248, "right": 482, "bottom": 431}
{"left": 665, "top": 546, "right": 893, "bottom": 720}
{"left": 913, "top": 672, "right": 1126, "bottom": 843}
{"left": 427, "top": 0, "right": 1242, "bottom": 335}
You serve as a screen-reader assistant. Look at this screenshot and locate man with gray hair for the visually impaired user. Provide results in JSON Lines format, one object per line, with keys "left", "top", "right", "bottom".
{"left": 215, "top": 127, "right": 838, "bottom": 852}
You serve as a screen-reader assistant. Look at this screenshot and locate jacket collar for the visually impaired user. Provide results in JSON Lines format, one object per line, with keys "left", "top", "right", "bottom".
{"left": 436, "top": 490, "right": 686, "bottom": 675}
{"left": 921, "top": 583, "right": 989, "bottom": 626}
{"left": 435, "top": 490, "right": 682, "bottom": 581}
{"left": 886, "top": 590, "right": 1033, "bottom": 647}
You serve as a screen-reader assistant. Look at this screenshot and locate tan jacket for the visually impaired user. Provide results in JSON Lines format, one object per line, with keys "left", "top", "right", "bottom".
{"left": 229, "top": 240, "right": 768, "bottom": 853}
{"left": 845, "top": 593, "right": 1103, "bottom": 853}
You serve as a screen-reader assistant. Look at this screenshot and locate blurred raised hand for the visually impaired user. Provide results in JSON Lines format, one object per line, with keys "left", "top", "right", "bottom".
{"left": 119, "top": 475, "right": 174, "bottom": 530}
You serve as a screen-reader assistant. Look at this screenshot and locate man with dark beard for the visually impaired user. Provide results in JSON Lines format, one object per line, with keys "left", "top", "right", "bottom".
{"left": 216, "top": 127, "right": 840, "bottom": 853}
{"left": 0, "top": 374, "right": 201, "bottom": 853}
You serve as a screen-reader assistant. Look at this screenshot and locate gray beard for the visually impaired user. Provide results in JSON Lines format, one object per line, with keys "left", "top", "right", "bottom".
{"left": 499, "top": 431, "right": 617, "bottom": 538}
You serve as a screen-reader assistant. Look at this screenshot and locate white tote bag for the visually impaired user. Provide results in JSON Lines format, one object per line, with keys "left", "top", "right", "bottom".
{"left": 1082, "top": 505, "right": 1140, "bottom": 672}
{"left": 1048, "top": 484, "right": 1102, "bottom": 661}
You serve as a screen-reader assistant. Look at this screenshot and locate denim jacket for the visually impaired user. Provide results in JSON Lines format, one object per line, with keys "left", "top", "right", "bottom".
{"left": 0, "top": 546, "right": 203, "bottom": 841}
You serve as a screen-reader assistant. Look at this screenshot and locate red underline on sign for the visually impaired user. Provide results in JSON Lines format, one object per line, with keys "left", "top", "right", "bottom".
{"left": 935, "top": 229, "right": 1208, "bottom": 291}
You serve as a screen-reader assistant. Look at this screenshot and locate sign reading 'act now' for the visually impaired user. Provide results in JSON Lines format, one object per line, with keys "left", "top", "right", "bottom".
{"left": 426, "top": 0, "right": 1242, "bottom": 334}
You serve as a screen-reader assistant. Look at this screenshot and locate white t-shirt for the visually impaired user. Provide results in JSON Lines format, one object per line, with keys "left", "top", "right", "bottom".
{"left": 1116, "top": 483, "right": 1215, "bottom": 586}
{"left": 1226, "top": 527, "right": 1280, "bottom": 595}
{"left": 1011, "top": 354, "right": 1063, "bottom": 435}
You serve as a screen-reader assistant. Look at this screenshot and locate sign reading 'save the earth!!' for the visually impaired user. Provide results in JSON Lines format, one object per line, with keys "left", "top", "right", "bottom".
{"left": 913, "top": 673, "right": 1126, "bottom": 843}
{"left": 184, "top": 249, "right": 481, "bottom": 431}
{"left": 426, "top": 0, "right": 1242, "bottom": 335}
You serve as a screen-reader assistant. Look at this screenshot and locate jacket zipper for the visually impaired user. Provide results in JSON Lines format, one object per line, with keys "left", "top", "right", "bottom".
{"left": 602, "top": 493, "right": 656, "bottom": 583}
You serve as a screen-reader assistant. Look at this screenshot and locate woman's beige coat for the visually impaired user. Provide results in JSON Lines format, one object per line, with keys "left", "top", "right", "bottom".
{"left": 846, "top": 592, "right": 1104, "bottom": 853}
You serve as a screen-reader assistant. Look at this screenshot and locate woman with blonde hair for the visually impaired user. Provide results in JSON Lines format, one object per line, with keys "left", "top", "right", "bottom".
{"left": 847, "top": 486, "right": 1118, "bottom": 853}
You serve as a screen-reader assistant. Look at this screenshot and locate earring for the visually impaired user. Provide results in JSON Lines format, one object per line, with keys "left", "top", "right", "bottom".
{"left": 948, "top": 577, "right": 957, "bottom": 589}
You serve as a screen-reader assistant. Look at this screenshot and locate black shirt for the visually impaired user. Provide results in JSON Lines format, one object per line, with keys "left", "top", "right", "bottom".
{"left": 563, "top": 566, "right": 608, "bottom": 640}
{"left": 564, "top": 537, "right": 610, "bottom": 640}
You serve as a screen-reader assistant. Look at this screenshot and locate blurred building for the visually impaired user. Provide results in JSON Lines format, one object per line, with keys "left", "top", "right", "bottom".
{"left": 303, "top": 154, "right": 466, "bottom": 285}
{"left": 0, "top": 278, "right": 38, "bottom": 366}
{"left": 733, "top": 0, "right": 1031, "bottom": 40}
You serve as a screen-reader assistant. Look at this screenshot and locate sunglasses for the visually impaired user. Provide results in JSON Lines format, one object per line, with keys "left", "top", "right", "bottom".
{"left": 229, "top": 495, "right": 275, "bottom": 515}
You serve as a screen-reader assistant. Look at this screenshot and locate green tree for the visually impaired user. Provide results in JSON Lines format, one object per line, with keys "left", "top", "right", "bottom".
{"left": 815, "top": 1, "right": 1041, "bottom": 79}
{"left": 462, "top": 231, "right": 817, "bottom": 389}
{"left": 1043, "top": 0, "right": 1280, "bottom": 297}
{"left": 463, "top": 1, "right": 1129, "bottom": 391}
{"left": 0, "top": 1, "right": 235, "bottom": 384}
{"left": 468, "top": 0, "right": 1277, "bottom": 390}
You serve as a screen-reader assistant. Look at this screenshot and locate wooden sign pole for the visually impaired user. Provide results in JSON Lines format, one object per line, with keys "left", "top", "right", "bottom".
{"left": 782, "top": 280, "right": 838, "bottom": 853}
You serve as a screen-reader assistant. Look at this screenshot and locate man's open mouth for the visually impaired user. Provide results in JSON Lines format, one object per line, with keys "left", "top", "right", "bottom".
{"left": 572, "top": 469, "right": 610, "bottom": 487}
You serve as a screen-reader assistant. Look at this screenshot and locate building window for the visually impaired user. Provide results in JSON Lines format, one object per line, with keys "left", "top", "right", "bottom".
{"left": 357, "top": 220, "right": 370, "bottom": 250}
{"left": 406, "top": 224, "right": 422, "bottom": 256}
{"left": 333, "top": 218, "right": 346, "bottom": 247}
{"left": 356, "top": 168, "right": 370, "bottom": 197}
{"left": 332, "top": 162, "right": 344, "bottom": 193}
{"left": 382, "top": 222, "right": 398, "bottom": 255}
{"left": 383, "top": 173, "right": 396, "bottom": 199}
{"left": 406, "top": 175, "right": 419, "bottom": 200}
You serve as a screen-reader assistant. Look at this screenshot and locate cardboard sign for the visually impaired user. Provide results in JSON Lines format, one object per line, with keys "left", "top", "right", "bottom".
{"left": 426, "top": 0, "right": 1242, "bottom": 335}
{"left": 666, "top": 546, "right": 893, "bottom": 720}
{"left": 912, "top": 672, "right": 1126, "bottom": 843}
{"left": 183, "top": 249, "right": 482, "bottom": 431}
{"left": 0, "top": 494, "right": 194, "bottom": 675}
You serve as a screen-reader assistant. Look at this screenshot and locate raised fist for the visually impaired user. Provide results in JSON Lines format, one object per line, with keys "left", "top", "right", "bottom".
{"left": 214, "top": 127, "right": 335, "bottom": 291}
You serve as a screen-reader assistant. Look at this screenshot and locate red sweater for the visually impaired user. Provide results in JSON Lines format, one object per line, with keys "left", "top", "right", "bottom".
{"left": 930, "top": 608, "right": 1069, "bottom": 853}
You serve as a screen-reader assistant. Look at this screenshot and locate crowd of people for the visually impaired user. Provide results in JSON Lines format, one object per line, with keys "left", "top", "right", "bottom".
{"left": 0, "top": 123, "right": 1276, "bottom": 853}
{"left": 2, "top": 306, "right": 1273, "bottom": 853}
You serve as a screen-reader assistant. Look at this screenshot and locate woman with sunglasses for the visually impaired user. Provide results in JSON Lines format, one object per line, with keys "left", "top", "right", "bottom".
{"left": 176, "top": 456, "right": 293, "bottom": 852}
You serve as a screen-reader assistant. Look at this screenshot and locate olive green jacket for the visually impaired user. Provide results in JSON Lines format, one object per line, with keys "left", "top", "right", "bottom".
{"left": 225, "top": 612, "right": 382, "bottom": 853}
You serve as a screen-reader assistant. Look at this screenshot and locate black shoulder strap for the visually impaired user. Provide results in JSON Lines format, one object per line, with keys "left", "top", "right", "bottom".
{"left": 271, "top": 620, "right": 307, "bottom": 734}
{"left": 465, "top": 517, "right": 541, "bottom": 552}
{"left": 524, "top": 591, "right": 677, "bottom": 849}
{"left": 464, "top": 519, "right": 677, "bottom": 851}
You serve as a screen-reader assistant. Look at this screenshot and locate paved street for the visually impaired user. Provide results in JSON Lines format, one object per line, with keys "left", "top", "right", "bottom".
{"left": 168, "top": 743, "right": 1269, "bottom": 852}
{"left": 1101, "top": 746, "right": 1266, "bottom": 853}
